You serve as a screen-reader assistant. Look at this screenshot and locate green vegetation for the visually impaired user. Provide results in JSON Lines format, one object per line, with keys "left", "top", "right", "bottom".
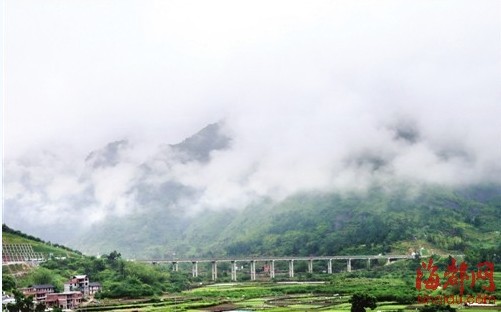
{"left": 5, "top": 254, "right": 501, "bottom": 311}
{"left": 3, "top": 274, "right": 17, "bottom": 292}
{"left": 7, "top": 251, "right": 189, "bottom": 298}
{"left": 419, "top": 305, "right": 456, "bottom": 312}
{"left": 2, "top": 224, "right": 82, "bottom": 258}
{"left": 218, "top": 185, "right": 501, "bottom": 259}
{"left": 76, "top": 184, "right": 501, "bottom": 263}
{"left": 3, "top": 184, "right": 501, "bottom": 311}
{"left": 3, "top": 229, "right": 190, "bottom": 298}
{"left": 349, "top": 293, "right": 377, "bottom": 312}
{"left": 5, "top": 290, "right": 46, "bottom": 312}
{"left": 41, "top": 251, "right": 187, "bottom": 298}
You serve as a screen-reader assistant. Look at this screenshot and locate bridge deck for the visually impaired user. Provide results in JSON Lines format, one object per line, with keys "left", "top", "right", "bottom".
{"left": 139, "top": 254, "right": 416, "bottom": 263}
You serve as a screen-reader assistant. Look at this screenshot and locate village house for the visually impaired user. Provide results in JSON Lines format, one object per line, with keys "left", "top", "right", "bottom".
{"left": 20, "top": 274, "right": 101, "bottom": 310}
{"left": 21, "top": 284, "right": 55, "bottom": 304}
{"left": 64, "top": 275, "right": 90, "bottom": 295}
{"left": 46, "top": 292, "right": 83, "bottom": 310}
{"left": 89, "top": 282, "right": 102, "bottom": 295}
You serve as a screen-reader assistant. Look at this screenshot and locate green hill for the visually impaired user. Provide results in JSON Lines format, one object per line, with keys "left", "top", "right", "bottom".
{"left": 2, "top": 224, "right": 82, "bottom": 259}
{"left": 2, "top": 225, "right": 85, "bottom": 288}
{"left": 72, "top": 184, "right": 501, "bottom": 266}
{"left": 2, "top": 226, "right": 185, "bottom": 299}
{"left": 184, "top": 184, "right": 501, "bottom": 260}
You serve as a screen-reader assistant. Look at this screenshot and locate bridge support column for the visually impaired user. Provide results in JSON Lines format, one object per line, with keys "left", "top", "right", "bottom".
{"left": 270, "top": 260, "right": 275, "bottom": 279}
{"left": 367, "top": 258, "right": 371, "bottom": 269}
{"left": 231, "top": 261, "right": 237, "bottom": 281}
{"left": 192, "top": 261, "right": 198, "bottom": 277}
{"left": 173, "top": 262, "right": 178, "bottom": 272}
{"left": 386, "top": 258, "right": 391, "bottom": 265}
{"left": 347, "top": 259, "right": 351, "bottom": 272}
{"left": 250, "top": 260, "right": 256, "bottom": 281}
{"left": 328, "top": 259, "right": 332, "bottom": 274}
{"left": 308, "top": 259, "right": 313, "bottom": 273}
{"left": 288, "top": 260, "right": 294, "bottom": 278}
{"left": 211, "top": 261, "right": 217, "bottom": 281}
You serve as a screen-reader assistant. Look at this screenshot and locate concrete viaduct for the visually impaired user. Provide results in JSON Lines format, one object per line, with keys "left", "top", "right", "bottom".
{"left": 139, "top": 255, "right": 417, "bottom": 281}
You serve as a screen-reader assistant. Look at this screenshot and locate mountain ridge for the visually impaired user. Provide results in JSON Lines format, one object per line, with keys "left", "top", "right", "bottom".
{"left": 71, "top": 182, "right": 501, "bottom": 261}
{"left": 4, "top": 122, "right": 501, "bottom": 263}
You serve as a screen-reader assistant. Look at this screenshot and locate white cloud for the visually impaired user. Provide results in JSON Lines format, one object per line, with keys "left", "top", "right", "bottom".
{"left": 3, "top": 0, "right": 501, "bottom": 240}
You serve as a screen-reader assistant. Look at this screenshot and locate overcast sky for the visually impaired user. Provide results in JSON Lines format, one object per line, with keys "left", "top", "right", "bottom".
{"left": 3, "top": 1, "right": 501, "bottom": 232}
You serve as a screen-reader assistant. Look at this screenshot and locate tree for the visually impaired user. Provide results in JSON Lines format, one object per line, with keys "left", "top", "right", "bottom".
{"left": 34, "top": 303, "right": 46, "bottom": 312}
{"left": 349, "top": 293, "right": 377, "bottom": 312}
{"left": 106, "top": 250, "right": 123, "bottom": 271}
{"left": 106, "top": 250, "right": 121, "bottom": 262}
{"left": 6, "top": 290, "right": 45, "bottom": 312}
{"left": 419, "top": 305, "right": 456, "bottom": 312}
{"left": 2, "top": 275, "right": 16, "bottom": 292}
{"left": 31, "top": 267, "right": 55, "bottom": 285}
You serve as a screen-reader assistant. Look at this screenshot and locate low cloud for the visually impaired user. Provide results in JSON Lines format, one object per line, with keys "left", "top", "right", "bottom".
{"left": 4, "top": 1, "right": 501, "bottom": 242}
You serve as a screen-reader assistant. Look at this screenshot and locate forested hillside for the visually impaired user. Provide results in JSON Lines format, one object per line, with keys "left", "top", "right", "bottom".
{"left": 72, "top": 183, "right": 501, "bottom": 265}
{"left": 5, "top": 122, "right": 501, "bottom": 263}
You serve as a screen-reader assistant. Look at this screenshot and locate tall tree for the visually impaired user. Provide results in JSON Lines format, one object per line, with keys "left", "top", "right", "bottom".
{"left": 349, "top": 293, "right": 377, "bottom": 312}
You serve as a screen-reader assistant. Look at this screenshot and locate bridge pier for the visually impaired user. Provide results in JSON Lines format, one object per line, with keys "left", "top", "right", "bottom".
{"left": 231, "top": 261, "right": 237, "bottom": 281}
{"left": 141, "top": 254, "right": 414, "bottom": 280}
{"left": 211, "top": 261, "right": 217, "bottom": 281}
{"left": 192, "top": 261, "right": 198, "bottom": 277}
{"left": 270, "top": 260, "right": 275, "bottom": 279}
{"left": 250, "top": 260, "right": 256, "bottom": 281}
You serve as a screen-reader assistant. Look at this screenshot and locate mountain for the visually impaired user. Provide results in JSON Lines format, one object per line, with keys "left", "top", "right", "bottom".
{"left": 4, "top": 122, "right": 501, "bottom": 262}
{"left": 72, "top": 182, "right": 501, "bottom": 261}
{"left": 169, "top": 122, "right": 231, "bottom": 163}
{"left": 85, "top": 140, "right": 130, "bottom": 169}
{"left": 69, "top": 124, "right": 500, "bottom": 260}
{"left": 69, "top": 122, "right": 233, "bottom": 257}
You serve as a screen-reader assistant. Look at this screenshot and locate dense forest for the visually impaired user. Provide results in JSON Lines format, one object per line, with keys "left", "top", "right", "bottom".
{"left": 72, "top": 184, "right": 501, "bottom": 267}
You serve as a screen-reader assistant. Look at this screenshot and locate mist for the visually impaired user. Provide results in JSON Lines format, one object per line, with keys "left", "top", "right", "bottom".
{"left": 4, "top": 1, "right": 501, "bottom": 243}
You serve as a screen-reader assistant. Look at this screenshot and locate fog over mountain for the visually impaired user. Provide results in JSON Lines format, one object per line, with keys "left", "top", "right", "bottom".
{"left": 4, "top": 1, "right": 501, "bottom": 249}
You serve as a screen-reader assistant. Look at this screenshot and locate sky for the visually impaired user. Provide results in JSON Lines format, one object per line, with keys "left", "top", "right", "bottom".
{"left": 3, "top": 1, "right": 501, "bottom": 239}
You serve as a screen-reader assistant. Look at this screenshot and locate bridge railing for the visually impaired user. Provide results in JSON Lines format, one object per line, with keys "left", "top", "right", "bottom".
{"left": 137, "top": 254, "right": 418, "bottom": 263}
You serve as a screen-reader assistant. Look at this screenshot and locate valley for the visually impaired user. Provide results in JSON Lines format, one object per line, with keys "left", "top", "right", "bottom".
{"left": 3, "top": 226, "right": 500, "bottom": 311}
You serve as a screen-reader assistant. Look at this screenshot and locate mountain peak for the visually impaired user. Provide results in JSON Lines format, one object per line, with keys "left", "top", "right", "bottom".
{"left": 85, "top": 140, "right": 129, "bottom": 168}
{"left": 170, "top": 122, "right": 231, "bottom": 162}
